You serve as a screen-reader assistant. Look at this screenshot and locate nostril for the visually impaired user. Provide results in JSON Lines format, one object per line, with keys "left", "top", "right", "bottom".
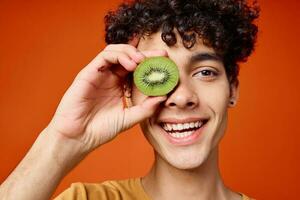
{"left": 169, "top": 102, "right": 176, "bottom": 107}
{"left": 167, "top": 102, "right": 195, "bottom": 107}
{"left": 187, "top": 102, "right": 194, "bottom": 107}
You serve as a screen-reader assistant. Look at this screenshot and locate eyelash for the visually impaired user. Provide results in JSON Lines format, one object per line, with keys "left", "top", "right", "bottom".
{"left": 194, "top": 69, "right": 218, "bottom": 78}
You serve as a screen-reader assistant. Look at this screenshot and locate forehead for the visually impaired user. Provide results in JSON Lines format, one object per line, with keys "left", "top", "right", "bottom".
{"left": 137, "top": 30, "right": 220, "bottom": 64}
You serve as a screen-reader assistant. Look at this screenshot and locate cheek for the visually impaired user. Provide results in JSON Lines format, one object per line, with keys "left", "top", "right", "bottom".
{"left": 140, "top": 120, "right": 161, "bottom": 151}
{"left": 199, "top": 81, "right": 230, "bottom": 112}
{"left": 140, "top": 121, "right": 149, "bottom": 138}
{"left": 201, "top": 82, "right": 230, "bottom": 147}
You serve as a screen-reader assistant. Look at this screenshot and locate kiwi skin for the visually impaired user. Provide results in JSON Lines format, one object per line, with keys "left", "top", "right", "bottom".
{"left": 133, "top": 56, "right": 179, "bottom": 96}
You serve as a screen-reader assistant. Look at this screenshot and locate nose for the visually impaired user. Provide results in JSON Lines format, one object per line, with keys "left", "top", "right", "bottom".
{"left": 164, "top": 80, "right": 198, "bottom": 109}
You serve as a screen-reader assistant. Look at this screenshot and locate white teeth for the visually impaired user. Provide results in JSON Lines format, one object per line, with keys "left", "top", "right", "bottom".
{"left": 172, "top": 124, "right": 178, "bottom": 130}
{"left": 161, "top": 120, "right": 205, "bottom": 132}
{"left": 167, "top": 124, "right": 172, "bottom": 131}
{"left": 163, "top": 124, "right": 168, "bottom": 131}
{"left": 169, "top": 131, "right": 194, "bottom": 138}
{"left": 197, "top": 121, "right": 203, "bottom": 127}
{"left": 184, "top": 123, "right": 189, "bottom": 129}
{"left": 178, "top": 124, "right": 183, "bottom": 130}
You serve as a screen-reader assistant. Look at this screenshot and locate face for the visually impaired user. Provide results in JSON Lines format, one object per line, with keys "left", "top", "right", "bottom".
{"left": 131, "top": 31, "right": 238, "bottom": 170}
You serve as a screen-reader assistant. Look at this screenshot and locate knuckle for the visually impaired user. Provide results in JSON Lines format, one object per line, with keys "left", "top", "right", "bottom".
{"left": 100, "top": 50, "right": 117, "bottom": 58}
{"left": 104, "top": 44, "right": 116, "bottom": 50}
{"left": 106, "top": 44, "right": 137, "bottom": 53}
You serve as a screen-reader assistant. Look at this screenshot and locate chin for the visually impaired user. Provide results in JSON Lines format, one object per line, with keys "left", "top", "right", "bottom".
{"left": 141, "top": 115, "right": 224, "bottom": 171}
{"left": 157, "top": 144, "right": 212, "bottom": 170}
{"left": 169, "top": 159, "right": 207, "bottom": 170}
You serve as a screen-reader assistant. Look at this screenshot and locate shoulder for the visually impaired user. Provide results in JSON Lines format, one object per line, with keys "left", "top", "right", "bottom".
{"left": 53, "top": 182, "right": 119, "bottom": 200}
{"left": 54, "top": 178, "right": 150, "bottom": 200}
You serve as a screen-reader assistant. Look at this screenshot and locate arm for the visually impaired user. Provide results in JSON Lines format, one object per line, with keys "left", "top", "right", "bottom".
{"left": 0, "top": 128, "right": 86, "bottom": 200}
{"left": 0, "top": 44, "right": 167, "bottom": 200}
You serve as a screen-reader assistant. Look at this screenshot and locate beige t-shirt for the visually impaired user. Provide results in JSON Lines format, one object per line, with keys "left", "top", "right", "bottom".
{"left": 54, "top": 178, "right": 254, "bottom": 200}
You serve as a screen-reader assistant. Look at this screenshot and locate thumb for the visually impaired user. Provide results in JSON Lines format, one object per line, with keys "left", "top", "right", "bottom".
{"left": 123, "top": 96, "right": 167, "bottom": 128}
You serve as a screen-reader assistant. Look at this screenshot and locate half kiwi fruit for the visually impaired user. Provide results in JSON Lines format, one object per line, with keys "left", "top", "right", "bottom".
{"left": 133, "top": 56, "right": 179, "bottom": 96}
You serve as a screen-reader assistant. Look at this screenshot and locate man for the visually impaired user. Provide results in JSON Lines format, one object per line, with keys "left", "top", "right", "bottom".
{"left": 0, "top": 0, "right": 259, "bottom": 199}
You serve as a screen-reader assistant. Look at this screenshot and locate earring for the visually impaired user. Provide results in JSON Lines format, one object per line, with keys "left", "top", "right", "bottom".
{"left": 230, "top": 100, "right": 235, "bottom": 105}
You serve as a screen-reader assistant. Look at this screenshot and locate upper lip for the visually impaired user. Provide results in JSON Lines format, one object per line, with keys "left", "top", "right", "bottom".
{"left": 158, "top": 117, "right": 209, "bottom": 124}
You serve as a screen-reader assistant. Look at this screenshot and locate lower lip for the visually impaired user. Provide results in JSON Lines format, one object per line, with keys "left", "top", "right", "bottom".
{"left": 160, "top": 123, "right": 206, "bottom": 146}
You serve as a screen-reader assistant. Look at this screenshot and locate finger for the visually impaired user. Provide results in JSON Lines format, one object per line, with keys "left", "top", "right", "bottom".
{"left": 141, "top": 49, "right": 168, "bottom": 58}
{"left": 105, "top": 44, "right": 145, "bottom": 64}
{"left": 105, "top": 45, "right": 168, "bottom": 63}
{"left": 109, "top": 49, "right": 169, "bottom": 79}
{"left": 73, "top": 51, "right": 136, "bottom": 92}
{"left": 109, "top": 49, "right": 169, "bottom": 80}
{"left": 128, "top": 36, "right": 140, "bottom": 47}
{"left": 123, "top": 96, "right": 167, "bottom": 128}
{"left": 74, "top": 48, "right": 169, "bottom": 92}
{"left": 80, "top": 47, "right": 137, "bottom": 76}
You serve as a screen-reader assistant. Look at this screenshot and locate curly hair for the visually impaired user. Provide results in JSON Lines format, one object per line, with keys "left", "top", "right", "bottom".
{"left": 104, "top": 0, "right": 259, "bottom": 84}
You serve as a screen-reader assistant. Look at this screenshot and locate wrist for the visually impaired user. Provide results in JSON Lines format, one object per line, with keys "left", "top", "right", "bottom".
{"left": 39, "top": 126, "right": 88, "bottom": 173}
{"left": 0, "top": 127, "right": 89, "bottom": 200}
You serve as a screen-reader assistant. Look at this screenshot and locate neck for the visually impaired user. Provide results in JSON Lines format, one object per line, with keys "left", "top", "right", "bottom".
{"left": 142, "top": 146, "right": 233, "bottom": 200}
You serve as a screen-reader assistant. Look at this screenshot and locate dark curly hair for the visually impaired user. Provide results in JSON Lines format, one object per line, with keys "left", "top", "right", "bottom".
{"left": 104, "top": 0, "right": 259, "bottom": 84}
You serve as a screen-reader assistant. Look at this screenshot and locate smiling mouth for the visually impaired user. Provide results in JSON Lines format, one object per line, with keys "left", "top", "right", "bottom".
{"left": 159, "top": 119, "right": 208, "bottom": 139}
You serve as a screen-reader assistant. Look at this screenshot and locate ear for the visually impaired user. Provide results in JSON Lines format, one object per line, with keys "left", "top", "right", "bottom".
{"left": 228, "top": 80, "right": 240, "bottom": 108}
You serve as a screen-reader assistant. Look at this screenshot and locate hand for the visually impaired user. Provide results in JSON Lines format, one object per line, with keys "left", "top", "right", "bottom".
{"left": 47, "top": 42, "right": 167, "bottom": 153}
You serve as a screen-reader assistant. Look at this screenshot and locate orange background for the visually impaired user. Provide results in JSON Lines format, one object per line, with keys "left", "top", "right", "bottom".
{"left": 0, "top": 0, "right": 299, "bottom": 199}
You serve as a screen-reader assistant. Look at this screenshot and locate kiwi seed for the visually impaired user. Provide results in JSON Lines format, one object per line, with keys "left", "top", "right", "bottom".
{"left": 133, "top": 56, "right": 179, "bottom": 96}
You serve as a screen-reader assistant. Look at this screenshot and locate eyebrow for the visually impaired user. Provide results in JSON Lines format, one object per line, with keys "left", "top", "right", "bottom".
{"left": 190, "top": 52, "right": 223, "bottom": 63}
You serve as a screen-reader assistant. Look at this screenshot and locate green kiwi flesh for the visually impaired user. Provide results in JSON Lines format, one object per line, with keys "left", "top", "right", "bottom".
{"left": 133, "top": 56, "right": 179, "bottom": 96}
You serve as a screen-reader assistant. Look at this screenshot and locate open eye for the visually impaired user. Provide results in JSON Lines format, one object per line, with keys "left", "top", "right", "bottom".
{"left": 193, "top": 69, "right": 218, "bottom": 78}
{"left": 200, "top": 70, "right": 217, "bottom": 76}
